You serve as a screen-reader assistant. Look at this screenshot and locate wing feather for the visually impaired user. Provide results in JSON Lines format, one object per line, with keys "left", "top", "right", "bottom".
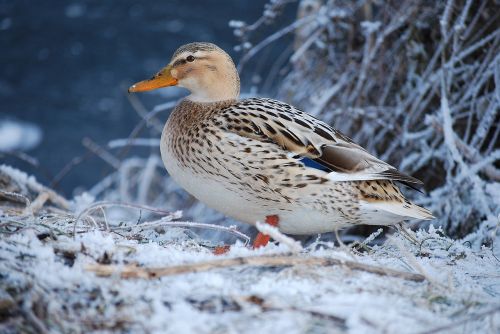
{"left": 220, "top": 98, "right": 422, "bottom": 186}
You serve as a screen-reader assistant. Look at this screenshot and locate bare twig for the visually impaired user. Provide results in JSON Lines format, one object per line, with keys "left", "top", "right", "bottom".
{"left": 50, "top": 152, "right": 92, "bottom": 189}
{"left": 107, "top": 138, "right": 160, "bottom": 149}
{"left": 111, "top": 218, "right": 251, "bottom": 246}
{"left": 22, "top": 192, "right": 49, "bottom": 216}
{"left": 86, "top": 254, "right": 426, "bottom": 282}
{"left": 73, "top": 201, "right": 175, "bottom": 235}
{"left": 237, "top": 14, "right": 316, "bottom": 71}
{"left": 82, "top": 137, "right": 121, "bottom": 170}
{"left": 0, "top": 190, "right": 31, "bottom": 207}
{"left": 125, "top": 89, "right": 164, "bottom": 133}
{"left": 255, "top": 221, "right": 303, "bottom": 252}
{"left": 73, "top": 201, "right": 251, "bottom": 245}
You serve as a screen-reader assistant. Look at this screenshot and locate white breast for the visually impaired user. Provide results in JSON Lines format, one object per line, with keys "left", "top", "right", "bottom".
{"left": 160, "top": 135, "right": 267, "bottom": 225}
{"left": 159, "top": 127, "right": 349, "bottom": 235}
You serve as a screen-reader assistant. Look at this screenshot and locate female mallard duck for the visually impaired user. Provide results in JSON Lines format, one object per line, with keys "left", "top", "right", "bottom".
{"left": 129, "top": 42, "right": 433, "bottom": 246}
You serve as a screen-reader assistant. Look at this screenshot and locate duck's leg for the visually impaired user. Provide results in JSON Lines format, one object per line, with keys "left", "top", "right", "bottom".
{"left": 213, "top": 215, "right": 280, "bottom": 254}
{"left": 253, "top": 215, "right": 280, "bottom": 249}
{"left": 213, "top": 245, "right": 231, "bottom": 255}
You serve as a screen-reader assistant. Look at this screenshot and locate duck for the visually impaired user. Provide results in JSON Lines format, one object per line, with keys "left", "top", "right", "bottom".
{"left": 128, "top": 42, "right": 433, "bottom": 248}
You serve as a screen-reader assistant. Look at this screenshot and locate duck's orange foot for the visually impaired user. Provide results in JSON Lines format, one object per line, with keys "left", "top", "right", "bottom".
{"left": 213, "top": 245, "right": 231, "bottom": 255}
{"left": 253, "top": 215, "right": 280, "bottom": 249}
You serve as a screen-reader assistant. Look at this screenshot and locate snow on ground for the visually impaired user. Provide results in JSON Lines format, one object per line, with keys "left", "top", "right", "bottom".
{"left": 1, "top": 166, "right": 499, "bottom": 333}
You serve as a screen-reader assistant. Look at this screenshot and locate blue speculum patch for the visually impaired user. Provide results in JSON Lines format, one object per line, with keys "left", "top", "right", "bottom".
{"left": 299, "top": 157, "right": 331, "bottom": 172}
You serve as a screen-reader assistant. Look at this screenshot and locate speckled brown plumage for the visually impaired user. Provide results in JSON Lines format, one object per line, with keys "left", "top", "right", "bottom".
{"left": 131, "top": 42, "right": 433, "bottom": 235}
{"left": 160, "top": 97, "right": 433, "bottom": 234}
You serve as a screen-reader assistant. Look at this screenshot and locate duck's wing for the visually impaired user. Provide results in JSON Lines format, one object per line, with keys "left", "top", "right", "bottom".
{"left": 219, "top": 98, "right": 422, "bottom": 186}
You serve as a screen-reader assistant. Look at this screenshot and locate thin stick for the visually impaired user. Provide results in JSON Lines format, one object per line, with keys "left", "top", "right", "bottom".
{"left": 237, "top": 14, "right": 316, "bottom": 71}
{"left": 111, "top": 218, "right": 251, "bottom": 246}
{"left": 100, "top": 207, "right": 110, "bottom": 231}
{"left": 50, "top": 151, "right": 92, "bottom": 189}
{"left": 0, "top": 190, "right": 31, "bottom": 207}
{"left": 22, "top": 192, "right": 49, "bottom": 216}
{"left": 82, "top": 137, "right": 121, "bottom": 170}
{"left": 125, "top": 90, "right": 164, "bottom": 132}
{"left": 73, "top": 201, "right": 177, "bottom": 236}
{"left": 86, "top": 254, "right": 426, "bottom": 282}
{"left": 76, "top": 201, "right": 175, "bottom": 221}
{"left": 107, "top": 138, "right": 160, "bottom": 149}
{"left": 255, "top": 221, "right": 303, "bottom": 252}
{"left": 73, "top": 201, "right": 250, "bottom": 245}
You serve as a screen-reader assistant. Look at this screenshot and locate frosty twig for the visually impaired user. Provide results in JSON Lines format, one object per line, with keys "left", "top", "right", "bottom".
{"left": 86, "top": 254, "right": 426, "bottom": 282}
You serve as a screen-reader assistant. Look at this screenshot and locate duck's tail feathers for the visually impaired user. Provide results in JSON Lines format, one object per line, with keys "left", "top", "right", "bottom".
{"left": 360, "top": 200, "right": 435, "bottom": 224}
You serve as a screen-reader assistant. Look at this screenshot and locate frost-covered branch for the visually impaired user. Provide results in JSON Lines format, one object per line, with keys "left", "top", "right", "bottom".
{"left": 232, "top": 0, "right": 500, "bottom": 240}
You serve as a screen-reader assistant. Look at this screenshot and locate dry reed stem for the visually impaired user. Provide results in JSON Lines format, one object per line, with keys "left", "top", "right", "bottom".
{"left": 22, "top": 192, "right": 50, "bottom": 216}
{"left": 86, "top": 254, "right": 426, "bottom": 282}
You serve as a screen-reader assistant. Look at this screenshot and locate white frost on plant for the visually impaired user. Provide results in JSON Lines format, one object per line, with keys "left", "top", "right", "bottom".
{"left": 360, "top": 21, "right": 381, "bottom": 34}
{"left": 1, "top": 221, "right": 499, "bottom": 333}
{"left": 229, "top": 0, "right": 499, "bottom": 242}
{"left": 229, "top": 20, "right": 246, "bottom": 29}
{"left": 72, "top": 192, "right": 95, "bottom": 215}
{"left": 0, "top": 119, "right": 42, "bottom": 152}
{"left": 0, "top": 164, "right": 41, "bottom": 192}
{"left": 255, "top": 221, "right": 303, "bottom": 252}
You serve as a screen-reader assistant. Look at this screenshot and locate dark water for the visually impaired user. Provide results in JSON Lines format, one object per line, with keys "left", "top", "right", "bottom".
{"left": 0, "top": 0, "right": 296, "bottom": 196}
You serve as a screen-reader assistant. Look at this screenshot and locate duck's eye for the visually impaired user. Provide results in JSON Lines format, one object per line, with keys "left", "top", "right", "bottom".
{"left": 186, "top": 55, "right": 195, "bottom": 62}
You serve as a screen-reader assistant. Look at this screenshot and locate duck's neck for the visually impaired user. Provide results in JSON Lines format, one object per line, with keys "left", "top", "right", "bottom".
{"left": 167, "top": 99, "right": 237, "bottom": 130}
{"left": 179, "top": 98, "right": 238, "bottom": 112}
{"left": 163, "top": 98, "right": 237, "bottom": 153}
{"left": 187, "top": 92, "right": 238, "bottom": 103}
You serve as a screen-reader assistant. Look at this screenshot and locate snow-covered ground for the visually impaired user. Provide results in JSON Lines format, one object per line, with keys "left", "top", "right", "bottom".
{"left": 1, "top": 166, "right": 499, "bottom": 333}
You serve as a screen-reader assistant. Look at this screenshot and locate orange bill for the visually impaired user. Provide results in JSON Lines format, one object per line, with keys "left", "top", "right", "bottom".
{"left": 128, "top": 65, "right": 177, "bottom": 93}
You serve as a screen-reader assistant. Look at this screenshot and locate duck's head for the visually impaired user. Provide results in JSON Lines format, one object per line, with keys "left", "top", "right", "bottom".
{"left": 129, "top": 42, "right": 240, "bottom": 103}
